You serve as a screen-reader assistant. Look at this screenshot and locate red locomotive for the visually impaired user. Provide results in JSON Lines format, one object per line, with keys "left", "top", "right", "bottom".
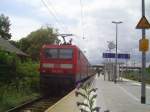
{"left": 39, "top": 44, "right": 94, "bottom": 95}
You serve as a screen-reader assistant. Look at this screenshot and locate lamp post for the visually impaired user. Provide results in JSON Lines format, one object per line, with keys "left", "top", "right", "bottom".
{"left": 112, "top": 21, "right": 123, "bottom": 83}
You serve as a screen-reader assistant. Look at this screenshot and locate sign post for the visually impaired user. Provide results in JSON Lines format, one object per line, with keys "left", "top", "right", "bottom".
{"left": 139, "top": 38, "right": 149, "bottom": 52}
{"left": 136, "top": 0, "right": 150, "bottom": 104}
{"left": 103, "top": 52, "right": 130, "bottom": 82}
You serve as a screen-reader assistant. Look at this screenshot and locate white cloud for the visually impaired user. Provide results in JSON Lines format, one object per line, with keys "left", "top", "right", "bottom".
{"left": 10, "top": 16, "right": 42, "bottom": 40}
{"left": 1, "top": 0, "right": 150, "bottom": 64}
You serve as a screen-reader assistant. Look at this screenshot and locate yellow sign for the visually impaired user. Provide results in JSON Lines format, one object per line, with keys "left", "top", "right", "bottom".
{"left": 136, "top": 16, "right": 150, "bottom": 29}
{"left": 139, "top": 38, "right": 149, "bottom": 52}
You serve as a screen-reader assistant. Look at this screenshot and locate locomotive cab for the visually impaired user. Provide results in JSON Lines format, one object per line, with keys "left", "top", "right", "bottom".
{"left": 40, "top": 45, "right": 77, "bottom": 95}
{"left": 39, "top": 44, "right": 93, "bottom": 96}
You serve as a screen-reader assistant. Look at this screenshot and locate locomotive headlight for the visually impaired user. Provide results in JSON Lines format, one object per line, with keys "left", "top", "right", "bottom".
{"left": 60, "top": 64, "right": 73, "bottom": 69}
{"left": 42, "top": 63, "right": 54, "bottom": 68}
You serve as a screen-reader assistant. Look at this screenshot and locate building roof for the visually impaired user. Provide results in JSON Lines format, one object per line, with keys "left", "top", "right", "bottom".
{"left": 0, "top": 36, "right": 28, "bottom": 56}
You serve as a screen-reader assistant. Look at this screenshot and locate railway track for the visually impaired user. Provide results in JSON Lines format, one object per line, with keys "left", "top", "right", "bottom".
{"left": 6, "top": 96, "right": 61, "bottom": 112}
{"left": 5, "top": 75, "right": 95, "bottom": 112}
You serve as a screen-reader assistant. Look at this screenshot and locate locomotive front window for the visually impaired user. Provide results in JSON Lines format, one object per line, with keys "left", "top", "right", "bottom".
{"left": 59, "top": 49, "right": 73, "bottom": 59}
{"left": 45, "top": 48, "right": 58, "bottom": 59}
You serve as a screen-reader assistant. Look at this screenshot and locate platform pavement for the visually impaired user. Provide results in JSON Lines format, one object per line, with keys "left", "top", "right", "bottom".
{"left": 45, "top": 89, "right": 81, "bottom": 112}
{"left": 94, "top": 74, "right": 150, "bottom": 112}
{"left": 45, "top": 74, "right": 150, "bottom": 112}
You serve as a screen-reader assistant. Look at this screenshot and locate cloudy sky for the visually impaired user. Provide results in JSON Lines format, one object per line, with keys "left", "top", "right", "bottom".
{"left": 0, "top": 0, "right": 150, "bottom": 65}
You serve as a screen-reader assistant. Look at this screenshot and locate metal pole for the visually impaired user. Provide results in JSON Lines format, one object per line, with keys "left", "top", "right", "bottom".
{"left": 115, "top": 24, "right": 118, "bottom": 83}
{"left": 141, "top": 0, "right": 146, "bottom": 104}
{"left": 126, "top": 59, "right": 128, "bottom": 76}
{"left": 112, "top": 21, "right": 123, "bottom": 83}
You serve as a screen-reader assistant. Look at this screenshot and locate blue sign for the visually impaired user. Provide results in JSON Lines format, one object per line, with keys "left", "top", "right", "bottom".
{"left": 103, "top": 53, "right": 130, "bottom": 59}
{"left": 103, "top": 53, "right": 115, "bottom": 58}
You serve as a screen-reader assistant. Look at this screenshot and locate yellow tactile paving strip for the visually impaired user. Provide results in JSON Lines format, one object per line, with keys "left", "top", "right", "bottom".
{"left": 45, "top": 89, "right": 81, "bottom": 112}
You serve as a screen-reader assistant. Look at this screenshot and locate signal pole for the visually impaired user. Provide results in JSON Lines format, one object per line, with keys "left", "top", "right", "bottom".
{"left": 141, "top": 0, "right": 146, "bottom": 104}
{"left": 136, "top": 0, "right": 150, "bottom": 104}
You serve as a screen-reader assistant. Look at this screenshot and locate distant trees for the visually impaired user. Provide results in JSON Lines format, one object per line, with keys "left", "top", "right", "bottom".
{"left": 18, "top": 27, "right": 58, "bottom": 61}
{"left": 0, "top": 14, "right": 11, "bottom": 40}
{"left": 9, "top": 40, "right": 20, "bottom": 48}
{"left": 0, "top": 13, "right": 58, "bottom": 60}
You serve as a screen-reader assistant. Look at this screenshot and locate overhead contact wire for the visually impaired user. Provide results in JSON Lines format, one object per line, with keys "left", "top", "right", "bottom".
{"left": 41, "top": 0, "right": 67, "bottom": 33}
{"left": 80, "top": 0, "right": 85, "bottom": 39}
{"left": 46, "top": 0, "right": 71, "bottom": 33}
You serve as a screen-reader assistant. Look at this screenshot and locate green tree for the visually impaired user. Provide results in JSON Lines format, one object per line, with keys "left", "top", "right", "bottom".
{"left": 19, "top": 38, "right": 30, "bottom": 51}
{"left": 0, "top": 14, "right": 11, "bottom": 40}
{"left": 9, "top": 40, "right": 20, "bottom": 48}
{"left": 18, "top": 27, "right": 58, "bottom": 60}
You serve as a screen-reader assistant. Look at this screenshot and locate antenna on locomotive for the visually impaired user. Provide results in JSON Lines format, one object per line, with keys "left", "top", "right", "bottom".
{"left": 57, "top": 34, "right": 73, "bottom": 45}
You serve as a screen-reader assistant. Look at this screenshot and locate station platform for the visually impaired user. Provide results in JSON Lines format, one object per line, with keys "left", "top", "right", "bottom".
{"left": 45, "top": 89, "right": 81, "bottom": 112}
{"left": 95, "top": 74, "right": 150, "bottom": 112}
{"left": 45, "top": 74, "right": 150, "bottom": 112}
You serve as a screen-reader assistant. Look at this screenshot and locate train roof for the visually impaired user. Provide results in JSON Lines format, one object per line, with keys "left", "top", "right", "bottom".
{"left": 0, "top": 36, "right": 28, "bottom": 56}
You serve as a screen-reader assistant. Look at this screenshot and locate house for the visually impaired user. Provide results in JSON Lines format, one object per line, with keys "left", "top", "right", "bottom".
{"left": 0, "top": 36, "right": 28, "bottom": 57}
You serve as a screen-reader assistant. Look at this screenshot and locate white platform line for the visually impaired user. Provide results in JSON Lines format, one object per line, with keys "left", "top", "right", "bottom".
{"left": 118, "top": 85, "right": 140, "bottom": 102}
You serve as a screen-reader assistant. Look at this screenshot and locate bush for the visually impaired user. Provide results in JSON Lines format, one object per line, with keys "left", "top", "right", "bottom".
{"left": 0, "top": 85, "right": 39, "bottom": 112}
{"left": 123, "top": 70, "right": 150, "bottom": 84}
{"left": 0, "top": 49, "right": 40, "bottom": 111}
{"left": 16, "top": 61, "right": 40, "bottom": 92}
{"left": 0, "top": 49, "right": 39, "bottom": 91}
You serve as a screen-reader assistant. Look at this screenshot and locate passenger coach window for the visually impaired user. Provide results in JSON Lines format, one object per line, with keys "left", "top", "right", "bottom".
{"left": 45, "top": 49, "right": 58, "bottom": 58}
{"left": 59, "top": 49, "right": 73, "bottom": 59}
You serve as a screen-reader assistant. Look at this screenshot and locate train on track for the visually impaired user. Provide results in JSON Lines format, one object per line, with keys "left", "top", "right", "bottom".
{"left": 39, "top": 44, "right": 95, "bottom": 96}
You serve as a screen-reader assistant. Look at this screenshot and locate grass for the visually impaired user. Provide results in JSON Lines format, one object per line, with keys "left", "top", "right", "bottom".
{"left": 0, "top": 50, "right": 40, "bottom": 111}
{"left": 0, "top": 61, "right": 40, "bottom": 112}
{"left": 123, "top": 71, "right": 150, "bottom": 84}
{"left": 0, "top": 85, "right": 39, "bottom": 112}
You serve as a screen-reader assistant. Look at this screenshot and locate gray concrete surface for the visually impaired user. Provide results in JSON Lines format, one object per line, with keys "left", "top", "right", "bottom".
{"left": 94, "top": 74, "right": 150, "bottom": 112}
{"left": 45, "top": 89, "right": 80, "bottom": 112}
